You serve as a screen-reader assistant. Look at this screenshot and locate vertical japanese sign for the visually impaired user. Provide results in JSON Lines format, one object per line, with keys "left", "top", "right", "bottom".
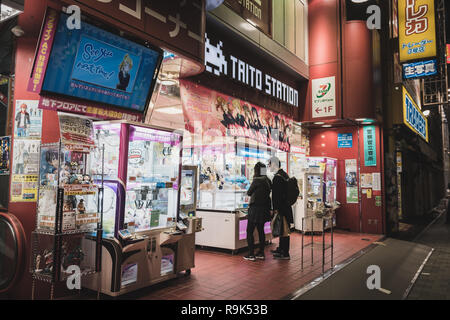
{"left": 312, "top": 77, "right": 336, "bottom": 118}
{"left": 345, "top": 159, "right": 358, "bottom": 204}
{"left": 11, "top": 100, "right": 42, "bottom": 202}
{"left": 398, "top": 0, "right": 436, "bottom": 62}
{"left": 27, "top": 8, "right": 59, "bottom": 93}
{"left": 363, "top": 125, "right": 377, "bottom": 167}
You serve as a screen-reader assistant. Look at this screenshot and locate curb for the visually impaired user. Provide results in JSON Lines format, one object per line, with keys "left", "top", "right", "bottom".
{"left": 285, "top": 236, "right": 386, "bottom": 300}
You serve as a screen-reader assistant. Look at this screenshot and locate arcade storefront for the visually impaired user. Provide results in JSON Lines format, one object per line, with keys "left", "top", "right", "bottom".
{"left": 2, "top": 0, "right": 206, "bottom": 299}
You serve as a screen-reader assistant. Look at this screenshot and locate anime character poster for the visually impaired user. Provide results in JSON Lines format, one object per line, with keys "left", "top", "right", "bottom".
{"left": 14, "top": 100, "right": 42, "bottom": 139}
{"left": 179, "top": 80, "right": 293, "bottom": 152}
{"left": 11, "top": 100, "right": 42, "bottom": 202}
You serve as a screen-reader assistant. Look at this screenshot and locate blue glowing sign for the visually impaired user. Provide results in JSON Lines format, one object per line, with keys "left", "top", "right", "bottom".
{"left": 42, "top": 13, "right": 162, "bottom": 113}
{"left": 403, "top": 60, "right": 437, "bottom": 79}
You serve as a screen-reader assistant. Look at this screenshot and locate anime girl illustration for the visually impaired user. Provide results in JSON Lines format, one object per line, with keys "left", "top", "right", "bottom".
{"left": 116, "top": 54, "right": 133, "bottom": 91}
{"left": 216, "top": 96, "right": 235, "bottom": 128}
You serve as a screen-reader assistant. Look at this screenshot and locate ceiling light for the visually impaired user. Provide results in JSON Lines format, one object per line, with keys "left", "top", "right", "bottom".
{"left": 351, "top": 0, "right": 369, "bottom": 2}
{"left": 155, "top": 106, "right": 183, "bottom": 115}
{"left": 314, "top": 122, "right": 325, "bottom": 125}
{"left": 356, "top": 118, "right": 367, "bottom": 121}
{"left": 322, "top": 125, "right": 332, "bottom": 128}
{"left": 423, "top": 110, "right": 430, "bottom": 116}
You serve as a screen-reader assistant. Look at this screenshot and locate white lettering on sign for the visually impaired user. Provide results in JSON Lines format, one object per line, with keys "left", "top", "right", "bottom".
{"left": 204, "top": 34, "right": 299, "bottom": 107}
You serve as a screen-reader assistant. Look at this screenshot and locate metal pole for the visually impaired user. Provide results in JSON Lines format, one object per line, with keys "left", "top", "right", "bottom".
{"left": 31, "top": 278, "right": 36, "bottom": 300}
{"left": 301, "top": 218, "right": 304, "bottom": 270}
{"left": 322, "top": 219, "right": 325, "bottom": 274}
{"left": 311, "top": 218, "right": 314, "bottom": 265}
{"left": 331, "top": 215, "right": 334, "bottom": 269}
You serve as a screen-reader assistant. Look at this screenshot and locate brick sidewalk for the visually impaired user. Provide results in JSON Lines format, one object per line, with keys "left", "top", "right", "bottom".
{"left": 407, "top": 214, "right": 450, "bottom": 300}
{"left": 75, "top": 231, "right": 381, "bottom": 300}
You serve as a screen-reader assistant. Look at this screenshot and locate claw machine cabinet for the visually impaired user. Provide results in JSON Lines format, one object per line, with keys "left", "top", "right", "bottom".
{"left": 191, "top": 137, "right": 278, "bottom": 252}
{"left": 294, "top": 157, "right": 337, "bottom": 232}
{"left": 288, "top": 147, "right": 307, "bottom": 231}
{"left": 82, "top": 121, "right": 198, "bottom": 297}
{"left": 177, "top": 165, "right": 201, "bottom": 275}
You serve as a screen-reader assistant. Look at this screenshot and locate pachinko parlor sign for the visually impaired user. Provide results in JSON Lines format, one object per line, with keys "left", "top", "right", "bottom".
{"left": 180, "top": 80, "right": 293, "bottom": 152}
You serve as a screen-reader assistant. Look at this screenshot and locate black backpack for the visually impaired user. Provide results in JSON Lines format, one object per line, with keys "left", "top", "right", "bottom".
{"left": 277, "top": 174, "right": 300, "bottom": 206}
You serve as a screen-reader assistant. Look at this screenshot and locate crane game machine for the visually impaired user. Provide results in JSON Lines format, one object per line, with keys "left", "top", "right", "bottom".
{"left": 294, "top": 157, "right": 338, "bottom": 232}
{"left": 83, "top": 121, "right": 201, "bottom": 296}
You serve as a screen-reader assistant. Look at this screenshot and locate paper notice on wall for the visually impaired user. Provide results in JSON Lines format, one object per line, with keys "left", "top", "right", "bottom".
{"left": 361, "top": 173, "right": 373, "bottom": 188}
{"left": 345, "top": 159, "right": 358, "bottom": 203}
{"left": 11, "top": 100, "right": 42, "bottom": 202}
{"left": 346, "top": 187, "right": 359, "bottom": 203}
{"left": 372, "top": 172, "right": 381, "bottom": 191}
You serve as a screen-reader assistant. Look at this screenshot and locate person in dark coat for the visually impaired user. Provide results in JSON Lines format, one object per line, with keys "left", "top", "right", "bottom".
{"left": 269, "top": 156, "right": 293, "bottom": 259}
{"left": 244, "top": 162, "right": 272, "bottom": 261}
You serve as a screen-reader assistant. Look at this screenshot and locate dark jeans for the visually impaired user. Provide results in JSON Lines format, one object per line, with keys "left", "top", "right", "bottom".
{"left": 279, "top": 236, "right": 290, "bottom": 256}
{"left": 247, "top": 220, "right": 266, "bottom": 255}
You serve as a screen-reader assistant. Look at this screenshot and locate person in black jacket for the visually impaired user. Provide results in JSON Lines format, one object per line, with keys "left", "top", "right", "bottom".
{"left": 269, "top": 156, "right": 293, "bottom": 260}
{"left": 244, "top": 162, "right": 272, "bottom": 261}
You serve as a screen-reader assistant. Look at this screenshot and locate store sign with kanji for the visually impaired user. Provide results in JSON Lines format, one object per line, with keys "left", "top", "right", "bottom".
{"left": 363, "top": 126, "right": 377, "bottom": 167}
{"left": 403, "top": 59, "right": 437, "bottom": 79}
{"left": 311, "top": 76, "right": 336, "bottom": 118}
{"left": 398, "top": 0, "right": 436, "bottom": 62}
{"left": 67, "top": 0, "right": 205, "bottom": 63}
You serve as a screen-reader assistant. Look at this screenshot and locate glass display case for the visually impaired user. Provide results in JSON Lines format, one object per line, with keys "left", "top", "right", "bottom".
{"left": 183, "top": 135, "right": 286, "bottom": 251}
{"left": 293, "top": 157, "right": 338, "bottom": 232}
{"left": 92, "top": 121, "right": 183, "bottom": 237}
{"left": 184, "top": 136, "right": 287, "bottom": 212}
{"left": 31, "top": 139, "right": 103, "bottom": 289}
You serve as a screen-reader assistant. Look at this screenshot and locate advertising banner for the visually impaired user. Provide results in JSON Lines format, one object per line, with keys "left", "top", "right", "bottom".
{"left": 363, "top": 125, "right": 377, "bottom": 167}
{"left": 312, "top": 77, "right": 336, "bottom": 118}
{"left": 345, "top": 159, "right": 358, "bottom": 204}
{"left": 402, "top": 86, "right": 428, "bottom": 142}
{"left": 0, "top": 136, "right": 11, "bottom": 175}
{"left": 403, "top": 59, "right": 437, "bottom": 79}
{"left": 41, "top": 13, "right": 162, "bottom": 113}
{"left": 10, "top": 174, "right": 39, "bottom": 202}
{"left": 38, "top": 96, "right": 142, "bottom": 122}
{"left": 180, "top": 80, "right": 293, "bottom": 152}
{"left": 337, "top": 133, "right": 353, "bottom": 148}
{"left": 27, "top": 8, "right": 59, "bottom": 93}
{"left": 398, "top": 0, "right": 436, "bottom": 62}
{"left": 67, "top": 0, "right": 205, "bottom": 66}
{"left": 11, "top": 100, "right": 42, "bottom": 202}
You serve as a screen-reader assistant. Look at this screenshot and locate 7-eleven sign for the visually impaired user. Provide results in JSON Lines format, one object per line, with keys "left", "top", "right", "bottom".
{"left": 312, "top": 76, "right": 336, "bottom": 118}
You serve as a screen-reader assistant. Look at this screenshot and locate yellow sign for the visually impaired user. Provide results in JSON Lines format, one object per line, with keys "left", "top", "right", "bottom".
{"left": 402, "top": 87, "right": 428, "bottom": 142}
{"left": 398, "top": 0, "right": 436, "bottom": 62}
{"left": 10, "top": 174, "right": 39, "bottom": 202}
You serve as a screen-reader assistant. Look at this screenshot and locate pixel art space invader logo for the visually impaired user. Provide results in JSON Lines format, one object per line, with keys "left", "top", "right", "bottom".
{"left": 205, "top": 33, "right": 228, "bottom": 76}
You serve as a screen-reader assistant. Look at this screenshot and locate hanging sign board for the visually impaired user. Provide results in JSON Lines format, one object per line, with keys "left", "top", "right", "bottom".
{"left": 398, "top": 0, "right": 437, "bottom": 62}
{"left": 312, "top": 76, "right": 336, "bottom": 118}
{"left": 402, "top": 86, "right": 428, "bottom": 142}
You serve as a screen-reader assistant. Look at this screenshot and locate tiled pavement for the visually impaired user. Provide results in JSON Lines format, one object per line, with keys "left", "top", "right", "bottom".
{"left": 106, "top": 231, "right": 382, "bottom": 300}
{"left": 407, "top": 214, "right": 450, "bottom": 300}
